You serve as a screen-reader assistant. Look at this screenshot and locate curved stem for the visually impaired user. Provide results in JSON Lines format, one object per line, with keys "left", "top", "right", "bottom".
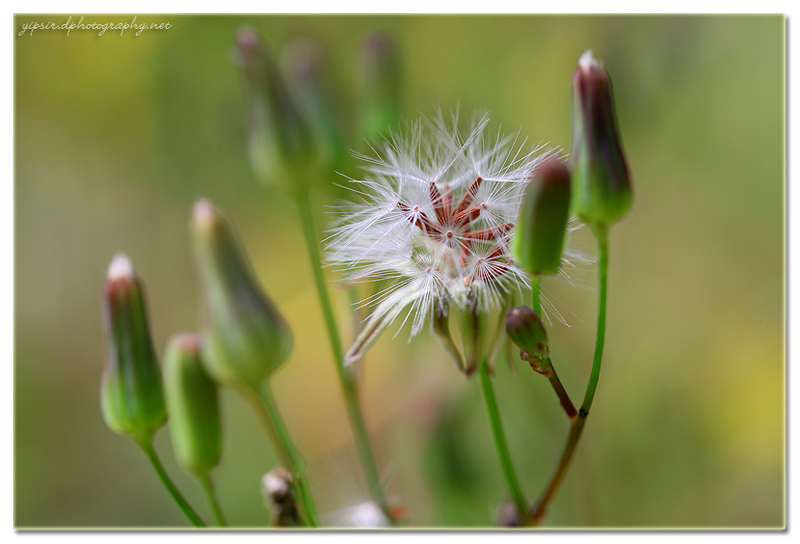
{"left": 293, "top": 185, "right": 393, "bottom": 521}
{"left": 139, "top": 442, "right": 206, "bottom": 527}
{"left": 531, "top": 275, "right": 541, "bottom": 317}
{"left": 478, "top": 360, "right": 529, "bottom": 523}
{"left": 246, "top": 384, "right": 320, "bottom": 527}
{"left": 529, "top": 225, "right": 609, "bottom": 524}
{"left": 199, "top": 473, "right": 227, "bottom": 527}
{"left": 546, "top": 364, "right": 577, "bottom": 419}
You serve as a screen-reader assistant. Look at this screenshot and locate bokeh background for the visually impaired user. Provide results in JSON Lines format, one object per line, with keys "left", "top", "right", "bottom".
{"left": 14, "top": 15, "right": 784, "bottom": 528}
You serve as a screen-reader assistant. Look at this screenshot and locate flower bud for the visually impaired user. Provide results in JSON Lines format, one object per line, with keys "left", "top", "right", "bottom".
{"left": 431, "top": 301, "right": 465, "bottom": 373}
{"left": 262, "top": 467, "right": 301, "bottom": 527}
{"left": 510, "top": 156, "right": 571, "bottom": 276}
{"left": 359, "top": 32, "right": 401, "bottom": 143}
{"left": 570, "top": 50, "right": 632, "bottom": 228}
{"left": 236, "top": 26, "right": 315, "bottom": 185}
{"left": 191, "top": 199, "right": 293, "bottom": 391}
{"left": 456, "top": 288, "right": 490, "bottom": 377}
{"left": 281, "top": 39, "right": 348, "bottom": 174}
{"left": 505, "top": 306, "right": 551, "bottom": 374}
{"left": 101, "top": 254, "right": 166, "bottom": 446}
{"left": 163, "top": 332, "right": 222, "bottom": 476}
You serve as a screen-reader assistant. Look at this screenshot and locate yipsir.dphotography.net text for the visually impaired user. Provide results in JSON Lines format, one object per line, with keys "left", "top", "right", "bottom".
{"left": 17, "top": 16, "right": 172, "bottom": 37}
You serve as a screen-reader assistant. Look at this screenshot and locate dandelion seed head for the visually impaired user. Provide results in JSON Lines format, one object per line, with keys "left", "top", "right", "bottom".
{"left": 327, "top": 111, "right": 579, "bottom": 363}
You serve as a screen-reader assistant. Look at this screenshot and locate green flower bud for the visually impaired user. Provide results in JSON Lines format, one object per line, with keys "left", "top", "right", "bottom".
{"left": 101, "top": 254, "right": 166, "bottom": 446}
{"left": 505, "top": 306, "right": 551, "bottom": 374}
{"left": 570, "top": 50, "right": 632, "bottom": 229}
{"left": 236, "top": 26, "right": 315, "bottom": 185}
{"left": 510, "top": 156, "right": 571, "bottom": 276}
{"left": 191, "top": 199, "right": 293, "bottom": 391}
{"left": 359, "top": 32, "right": 401, "bottom": 143}
{"left": 431, "top": 301, "right": 465, "bottom": 374}
{"left": 163, "top": 332, "right": 222, "bottom": 476}
{"left": 456, "top": 288, "right": 490, "bottom": 377}
{"left": 281, "top": 39, "right": 348, "bottom": 174}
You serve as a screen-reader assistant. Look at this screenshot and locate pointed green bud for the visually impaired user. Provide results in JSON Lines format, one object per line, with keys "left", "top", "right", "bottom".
{"left": 510, "top": 156, "right": 571, "bottom": 276}
{"left": 359, "top": 32, "right": 401, "bottom": 142}
{"left": 236, "top": 26, "right": 315, "bottom": 185}
{"left": 456, "top": 288, "right": 490, "bottom": 377}
{"left": 570, "top": 50, "right": 632, "bottom": 228}
{"left": 431, "top": 302, "right": 465, "bottom": 373}
{"left": 101, "top": 254, "right": 166, "bottom": 446}
{"left": 163, "top": 332, "right": 222, "bottom": 476}
{"left": 505, "top": 306, "right": 551, "bottom": 374}
{"left": 191, "top": 199, "right": 293, "bottom": 391}
{"left": 281, "top": 39, "right": 348, "bottom": 173}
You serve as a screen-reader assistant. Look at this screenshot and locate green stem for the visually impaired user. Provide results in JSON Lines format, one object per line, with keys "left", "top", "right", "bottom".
{"left": 198, "top": 473, "right": 227, "bottom": 527}
{"left": 531, "top": 275, "right": 541, "bottom": 317}
{"left": 478, "top": 360, "right": 529, "bottom": 523}
{"left": 139, "top": 442, "right": 206, "bottom": 527}
{"left": 246, "top": 384, "right": 320, "bottom": 527}
{"left": 293, "top": 185, "right": 393, "bottom": 521}
{"left": 546, "top": 363, "right": 577, "bottom": 419}
{"left": 529, "top": 225, "right": 609, "bottom": 524}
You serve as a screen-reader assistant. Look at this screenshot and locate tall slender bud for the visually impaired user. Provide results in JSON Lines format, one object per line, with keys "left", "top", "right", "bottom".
{"left": 570, "top": 50, "right": 632, "bottom": 228}
{"left": 101, "top": 254, "right": 166, "bottom": 446}
{"left": 510, "top": 156, "right": 571, "bottom": 276}
{"left": 163, "top": 332, "right": 222, "bottom": 476}
{"left": 191, "top": 199, "right": 293, "bottom": 391}
{"left": 505, "top": 306, "right": 551, "bottom": 374}
{"left": 236, "top": 26, "right": 315, "bottom": 185}
{"left": 282, "top": 39, "right": 347, "bottom": 173}
{"left": 359, "top": 32, "right": 401, "bottom": 143}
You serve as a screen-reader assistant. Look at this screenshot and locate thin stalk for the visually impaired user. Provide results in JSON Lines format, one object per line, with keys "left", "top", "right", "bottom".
{"left": 246, "top": 384, "right": 320, "bottom": 527}
{"left": 529, "top": 225, "right": 609, "bottom": 524}
{"left": 546, "top": 364, "right": 577, "bottom": 419}
{"left": 139, "top": 442, "right": 206, "bottom": 527}
{"left": 293, "top": 184, "right": 393, "bottom": 521}
{"left": 478, "top": 360, "right": 529, "bottom": 523}
{"left": 198, "top": 473, "right": 227, "bottom": 527}
{"left": 531, "top": 275, "right": 542, "bottom": 317}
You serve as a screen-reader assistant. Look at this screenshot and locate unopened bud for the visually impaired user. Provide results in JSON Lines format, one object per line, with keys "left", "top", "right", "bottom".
{"left": 494, "top": 500, "right": 523, "bottom": 527}
{"left": 163, "top": 332, "right": 222, "bottom": 475}
{"left": 510, "top": 156, "right": 571, "bottom": 276}
{"left": 505, "top": 306, "right": 551, "bottom": 374}
{"left": 570, "top": 50, "right": 632, "bottom": 228}
{"left": 101, "top": 254, "right": 166, "bottom": 446}
{"left": 191, "top": 199, "right": 293, "bottom": 390}
{"left": 262, "top": 467, "right": 300, "bottom": 527}
{"left": 282, "top": 39, "right": 347, "bottom": 173}
{"left": 359, "top": 31, "right": 401, "bottom": 142}
{"left": 456, "top": 288, "right": 490, "bottom": 377}
{"left": 236, "top": 27, "right": 315, "bottom": 185}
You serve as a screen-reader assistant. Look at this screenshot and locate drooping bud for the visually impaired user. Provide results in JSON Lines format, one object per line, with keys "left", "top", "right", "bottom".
{"left": 262, "top": 467, "right": 301, "bottom": 527}
{"left": 456, "top": 288, "right": 490, "bottom": 377}
{"left": 570, "top": 50, "right": 632, "bottom": 229}
{"left": 505, "top": 306, "right": 551, "bottom": 374}
{"left": 510, "top": 156, "right": 571, "bottom": 276}
{"left": 236, "top": 26, "right": 315, "bottom": 185}
{"left": 431, "top": 301, "right": 465, "bottom": 374}
{"left": 101, "top": 254, "right": 166, "bottom": 446}
{"left": 281, "top": 39, "right": 348, "bottom": 174}
{"left": 163, "top": 332, "right": 222, "bottom": 476}
{"left": 191, "top": 199, "right": 293, "bottom": 391}
{"left": 359, "top": 32, "right": 401, "bottom": 143}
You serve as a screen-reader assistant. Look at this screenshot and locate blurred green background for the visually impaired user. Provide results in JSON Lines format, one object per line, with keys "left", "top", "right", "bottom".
{"left": 14, "top": 15, "right": 784, "bottom": 528}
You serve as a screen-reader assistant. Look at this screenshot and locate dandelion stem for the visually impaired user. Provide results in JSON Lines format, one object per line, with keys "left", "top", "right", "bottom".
{"left": 247, "top": 383, "right": 320, "bottom": 527}
{"left": 529, "top": 225, "right": 609, "bottom": 524}
{"left": 546, "top": 364, "right": 577, "bottom": 419}
{"left": 478, "top": 360, "right": 529, "bottom": 523}
{"left": 198, "top": 472, "right": 227, "bottom": 527}
{"left": 293, "top": 185, "right": 393, "bottom": 522}
{"left": 531, "top": 275, "right": 541, "bottom": 317}
{"left": 139, "top": 442, "right": 206, "bottom": 527}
